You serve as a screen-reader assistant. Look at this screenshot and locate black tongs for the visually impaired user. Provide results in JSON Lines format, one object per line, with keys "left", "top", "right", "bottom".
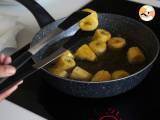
{"left": 0, "top": 11, "right": 90, "bottom": 92}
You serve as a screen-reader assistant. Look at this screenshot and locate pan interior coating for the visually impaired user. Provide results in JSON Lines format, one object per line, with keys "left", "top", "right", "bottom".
{"left": 31, "top": 13, "right": 159, "bottom": 81}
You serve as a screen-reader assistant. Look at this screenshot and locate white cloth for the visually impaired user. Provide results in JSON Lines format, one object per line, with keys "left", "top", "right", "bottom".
{"left": 0, "top": 14, "right": 24, "bottom": 52}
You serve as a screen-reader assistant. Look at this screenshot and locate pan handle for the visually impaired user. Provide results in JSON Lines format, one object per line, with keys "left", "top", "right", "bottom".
{"left": 16, "top": 0, "right": 55, "bottom": 28}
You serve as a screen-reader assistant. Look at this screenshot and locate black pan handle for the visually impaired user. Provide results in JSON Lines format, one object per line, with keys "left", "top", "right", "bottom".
{"left": 16, "top": 0, "right": 55, "bottom": 28}
{"left": 11, "top": 0, "right": 56, "bottom": 61}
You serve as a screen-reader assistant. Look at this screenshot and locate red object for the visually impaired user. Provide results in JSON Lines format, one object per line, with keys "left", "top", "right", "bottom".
{"left": 98, "top": 106, "right": 122, "bottom": 120}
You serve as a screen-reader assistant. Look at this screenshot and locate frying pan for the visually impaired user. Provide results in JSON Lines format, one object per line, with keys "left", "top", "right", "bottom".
{"left": 14, "top": 0, "right": 159, "bottom": 98}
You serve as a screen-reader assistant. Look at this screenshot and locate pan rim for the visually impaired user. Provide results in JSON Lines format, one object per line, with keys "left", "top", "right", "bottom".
{"left": 35, "top": 13, "right": 160, "bottom": 84}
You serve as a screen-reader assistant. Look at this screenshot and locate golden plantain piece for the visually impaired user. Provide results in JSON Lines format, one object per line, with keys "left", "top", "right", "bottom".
{"left": 92, "top": 29, "right": 111, "bottom": 42}
{"left": 80, "top": 16, "right": 98, "bottom": 31}
{"left": 111, "top": 70, "right": 129, "bottom": 80}
{"left": 70, "top": 66, "right": 92, "bottom": 81}
{"left": 80, "top": 9, "right": 98, "bottom": 31}
{"left": 91, "top": 70, "right": 111, "bottom": 82}
{"left": 127, "top": 47, "right": 145, "bottom": 64}
{"left": 89, "top": 40, "right": 107, "bottom": 55}
{"left": 61, "top": 50, "right": 74, "bottom": 59}
{"left": 56, "top": 56, "right": 76, "bottom": 70}
{"left": 75, "top": 44, "right": 97, "bottom": 62}
{"left": 49, "top": 67, "right": 68, "bottom": 78}
{"left": 108, "top": 37, "right": 126, "bottom": 50}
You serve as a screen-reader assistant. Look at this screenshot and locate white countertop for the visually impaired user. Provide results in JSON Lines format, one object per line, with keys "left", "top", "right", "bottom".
{"left": 0, "top": 0, "right": 91, "bottom": 119}
{"left": 0, "top": 100, "right": 47, "bottom": 120}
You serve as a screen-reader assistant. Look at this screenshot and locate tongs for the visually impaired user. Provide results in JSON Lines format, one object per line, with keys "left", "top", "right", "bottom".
{"left": 0, "top": 11, "right": 90, "bottom": 92}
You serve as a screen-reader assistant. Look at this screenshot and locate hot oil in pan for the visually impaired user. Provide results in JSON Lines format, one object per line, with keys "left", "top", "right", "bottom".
{"left": 74, "top": 36, "right": 148, "bottom": 75}
{"left": 44, "top": 34, "right": 148, "bottom": 76}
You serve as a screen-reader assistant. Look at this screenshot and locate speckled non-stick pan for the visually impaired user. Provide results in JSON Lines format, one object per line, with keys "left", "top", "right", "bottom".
{"left": 18, "top": 0, "right": 159, "bottom": 98}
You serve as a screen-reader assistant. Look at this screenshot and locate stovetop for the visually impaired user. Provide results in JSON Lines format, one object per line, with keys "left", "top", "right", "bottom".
{"left": 8, "top": 0, "right": 160, "bottom": 120}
